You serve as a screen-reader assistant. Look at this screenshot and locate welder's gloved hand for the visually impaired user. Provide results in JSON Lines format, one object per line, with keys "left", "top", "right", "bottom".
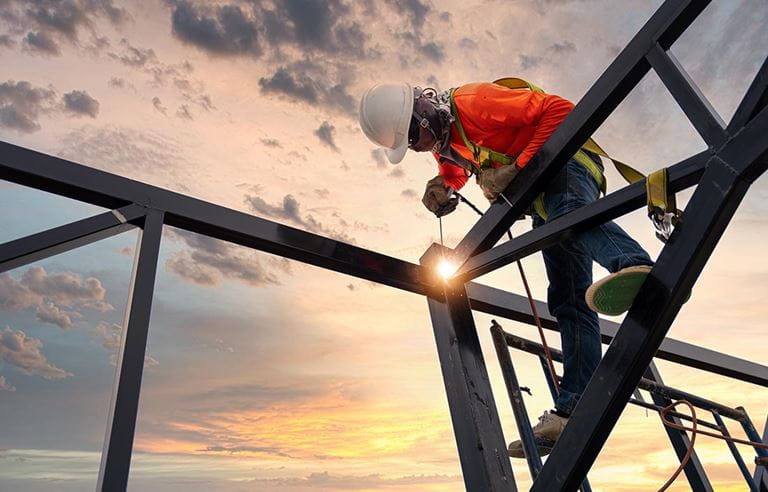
{"left": 422, "top": 175, "right": 458, "bottom": 217}
{"left": 478, "top": 164, "right": 521, "bottom": 202}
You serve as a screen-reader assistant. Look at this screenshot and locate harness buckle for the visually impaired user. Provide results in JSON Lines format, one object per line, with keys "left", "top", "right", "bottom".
{"left": 651, "top": 211, "right": 676, "bottom": 243}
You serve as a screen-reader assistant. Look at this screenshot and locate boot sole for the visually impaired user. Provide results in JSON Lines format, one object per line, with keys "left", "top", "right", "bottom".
{"left": 585, "top": 265, "right": 652, "bottom": 316}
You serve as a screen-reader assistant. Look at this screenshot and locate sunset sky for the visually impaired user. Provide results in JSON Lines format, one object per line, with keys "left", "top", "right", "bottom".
{"left": 1, "top": 0, "right": 767, "bottom": 491}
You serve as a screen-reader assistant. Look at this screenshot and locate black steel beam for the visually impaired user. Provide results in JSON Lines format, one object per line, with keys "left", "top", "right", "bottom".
{"left": 711, "top": 412, "right": 759, "bottom": 491}
{"left": 422, "top": 246, "right": 516, "bottom": 491}
{"left": 755, "top": 416, "right": 768, "bottom": 492}
{"left": 728, "top": 53, "right": 768, "bottom": 132}
{"left": 531, "top": 140, "right": 764, "bottom": 490}
{"left": 451, "top": 0, "right": 711, "bottom": 263}
{"left": 97, "top": 211, "right": 164, "bottom": 491}
{"left": 0, "top": 141, "right": 427, "bottom": 294}
{"left": 645, "top": 363, "right": 714, "bottom": 492}
{"left": 0, "top": 204, "right": 145, "bottom": 274}
{"left": 647, "top": 43, "right": 727, "bottom": 148}
{"left": 454, "top": 151, "right": 708, "bottom": 282}
{"left": 466, "top": 282, "right": 768, "bottom": 387}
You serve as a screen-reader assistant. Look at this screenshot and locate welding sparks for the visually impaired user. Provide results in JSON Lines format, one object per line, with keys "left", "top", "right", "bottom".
{"left": 437, "top": 259, "right": 457, "bottom": 280}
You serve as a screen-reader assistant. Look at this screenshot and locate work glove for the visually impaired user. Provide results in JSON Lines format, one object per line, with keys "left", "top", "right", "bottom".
{"left": 477, "top": 164, "right": 521, "bottom": 202}
{"left": 422, "top": 175, "right": 458, "bottom": 217}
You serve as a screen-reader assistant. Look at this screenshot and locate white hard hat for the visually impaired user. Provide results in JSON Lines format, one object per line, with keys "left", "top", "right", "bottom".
{"left": 358, "top": 83, "right": 413, "bottom": 164}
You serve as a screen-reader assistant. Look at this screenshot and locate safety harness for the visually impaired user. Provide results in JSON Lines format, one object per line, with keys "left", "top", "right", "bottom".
{"left": 448, "top": 77, "right": 681, "bottom": 241}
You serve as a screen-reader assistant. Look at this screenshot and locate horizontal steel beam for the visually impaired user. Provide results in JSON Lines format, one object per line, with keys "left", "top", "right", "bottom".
{"left": 454, "top": 151, "right": 708, "bottom": 282}
{"left": 450, "top": 0, "right": 712, "bottom": 264}
{"left": 465, "top": 282, "right": 768, "bottom": 387}
{"left": 0, "top": 141, "right": 427, "bottom": 294}
{"left": 0, "top": 204, "right": 145, "bottom": 274}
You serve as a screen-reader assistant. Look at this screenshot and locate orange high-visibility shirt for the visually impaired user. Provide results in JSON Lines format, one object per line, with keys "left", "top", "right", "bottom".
{"left": 435, "top": 82, "right": 574, "bottom": 190}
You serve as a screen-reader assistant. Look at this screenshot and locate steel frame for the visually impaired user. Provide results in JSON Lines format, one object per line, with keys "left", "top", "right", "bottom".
{"left": 0, "top": 0, "right": 767, "bottom": 490}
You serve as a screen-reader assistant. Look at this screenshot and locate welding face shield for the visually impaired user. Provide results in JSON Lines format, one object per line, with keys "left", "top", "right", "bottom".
{"left": 408, "top": 88, "right": 445, "bottom": 153}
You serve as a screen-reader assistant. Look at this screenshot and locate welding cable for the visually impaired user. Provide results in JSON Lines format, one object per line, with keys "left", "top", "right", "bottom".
{"left": 453, "top": 191, "right": 560, "bottom": 393}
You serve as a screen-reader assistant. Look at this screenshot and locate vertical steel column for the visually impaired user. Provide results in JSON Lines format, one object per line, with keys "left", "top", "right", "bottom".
{"left": 97, "top": 210, "right": 164, "bottom": 491}
{"left": 645, "top": 363, "right": 713, "bottom": 491}
{"left": 423, "top": 246, "right": 516, "bottom": 491}
{"left": 491, "top": 321, "right": 543, "bottom": 478}
{"left": 711, "top": 412, "right": 758, "bottom": 491}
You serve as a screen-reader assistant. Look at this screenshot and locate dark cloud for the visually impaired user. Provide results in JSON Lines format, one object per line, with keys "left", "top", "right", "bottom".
{"left": 550, "top": 40, "right": 576, "bottom": 54}
{"left": 170, "top": 0, "right": 262, "bottom": 56}
{"left": 0, "top": 34, "right": 14, "bottom": 48}
{"left": 260, "top": 137, "right": 281, "bottom": 148}
{"left": 0, "top": 80, "right": 56, "bottom": 133}
{"left": 314, "top": 121, "right": 340, "bottom": 152}
{"left": 396, "top": 31, "right": 445, "bottom": 65}
{"left": 459, "top": 37, "right": 477, "bottom": 50}
{"left": 152, "top": 96, "right": 167, "bottom": 115}
{"left": 258, "top": 60, "right": 357, "bottom": 115}
{"left": 176, "top": 104, "right": 193, "bottom": 119}
{"left": 23, "top": 30, "right": 60, "bottom": 55}
{"left": 0, "top": 326, "right": 73, "bottom": 380}
{"left": 388, "top": 167, "right": 405, "bottom": 179}
{"left": 0, "top": 375, "right": 15, "bottom": 392}
{"left": 108, "top": 38, "right": 156, "bottom": 66}
{"left": 519, "top": 53, "right": 543, "bottom": 70}
{"left": 401, "top": 188, "right": 418, "bottom": 199}
{"left": 62, "top": 89, "right": 99, "bottom": 117}
{"left": 420, "top": 41, "right": 445, "bottom": 62}
{"left": 165, "top": 228, "right": 288, "bottom": 287}
{"left": 244, "top": 194, "right": 354, "bottom": 242}
{"left": 371, "top": 149, "right": 387, "bottom": 169}
{"left": 108, "top": 77, "right": 128, "bottom": 89}
{"left": 385, "top": 0, "right": 430, "bottom": 28}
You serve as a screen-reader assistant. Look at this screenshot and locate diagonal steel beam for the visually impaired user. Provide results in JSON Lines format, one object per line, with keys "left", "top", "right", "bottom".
{"left": 530, "top": 118, "right": 768, "bottom": 491}
{"left": 97, "top": 210, "right": 164, "bottom": 491}
{"left": 0, "top": 204, "right": 145, "bottom": 274}
{"left": 728, "top": 53, "right": 768, "bottom": 132}
{"left": 647, "top": 43, "right": 727, "bottom": 148}
{"left": 453, "top": 151, "right": 708, "bottom": 282}
{"left": 451, "top": 0, "right": 712, "bottom": 264}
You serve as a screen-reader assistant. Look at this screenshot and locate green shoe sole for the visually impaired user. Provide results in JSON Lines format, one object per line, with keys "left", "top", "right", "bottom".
{"left": 586, "top": 266, "right": 652, "bottom": 316}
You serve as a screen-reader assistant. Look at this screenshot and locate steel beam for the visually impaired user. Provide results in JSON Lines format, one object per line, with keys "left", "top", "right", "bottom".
{"left": 647, "top": 43, "right": 727, "bottom": 148}
{"left": 646, "top": 363, "right": 713, "bottom": 492}
{"left": 0, "top": 141, "right": 427, "bottom": 294}
{"left": 454, "top": 151, "right": 708, "bottom": 282}
{"left": 422, "top": 247, "right": 516, "bottom": 491}
{"left": 0, "top": 204, "right": 144, "bottom": 274}
{"left": 755, "top": 416, "right": 768, "bottom": 492}
{"left": 97, "top": 210, "right": 164, "bottom": 491}
{"left": 466, "top": 282, "right": 768, "bottom": 387}
{"left": 728, "top": 53, "right": 768, "bottom": 132}
{"left": 712, "top": 412, "right": 758, "bottom": 491}
{"left": 740, "top": 410, "right": 768, "bottom": 492}
{"left": 531, "top": 136, "right": 766, "bottom": 490}
{"left": 451, "top": 0, "right": 711, "bottom": 263}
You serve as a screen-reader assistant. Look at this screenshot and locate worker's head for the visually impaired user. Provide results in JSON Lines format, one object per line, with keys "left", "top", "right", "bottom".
{"left": 359, "top": 83, "right": 448, "bottom": 163}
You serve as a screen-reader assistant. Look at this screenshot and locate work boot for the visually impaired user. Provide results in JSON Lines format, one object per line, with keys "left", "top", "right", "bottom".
{"left": 585, "top": 265, "right": 653, "bottom": 316}
{"left": 508, "top": 411, "right": 568, "bottom": 458}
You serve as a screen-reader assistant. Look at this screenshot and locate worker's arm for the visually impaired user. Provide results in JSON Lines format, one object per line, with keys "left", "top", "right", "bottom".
{"left": 435, "top": 154, "right": 469, "bottom": 190}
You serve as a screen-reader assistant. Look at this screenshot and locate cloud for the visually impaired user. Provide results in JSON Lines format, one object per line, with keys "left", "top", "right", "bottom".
{"left": 94, "top": 322, "right": 159, "bottom": 367}
{"left": 401, "top": 188, "right": 418, "bottom": 199}
{"left": 0, "top": 326, "right": 73, "bottom": 380}
{"left": 152, "top": 96, "right": 167, "bottom": 115}
{"left": 246, "top": 471, "right": 461, "bottom": 489}
{"left": 0, "top": 267, "right": 112, "bottom": 331}
{"left": 519, "top": 53, "right": 543, "bottom": 70}
{"left": 549, "top": 40, "right": 576, "bottom": 54}
{"left": 314, "top": 188, "right": 330, "bottom": 199}
{"left": 244, "top": 194, "right": 354, "bottom": 242}
{"left": 165, "top": 228, "right": 288, "bottom": 287}
{"left": 62, "top": 89, "right": 99, "bottom": 117}
{"left": 0, "top": 375, "right": 15, "bottom": 392}
{"left": 388, "top": 167, "right": 405, "bottom": 179}
{"left": 386, "top": 0, "right": 431, "bottom": 28}
{"left": 260, "top": 137, "right": 281, "bottom": 148}
{"left": 23, "top": 30, "right": 60, "bottom": 55}
{"left": 35, "top": 301, "right": 81, "bottom": 330}
{"left": 108, "top": 38, "right": 156, "bottom": 67}
{"left": 314, "top": 121, "right": 340, "bottom": 152}
{"left": 170, "top": 0, "right": 262, "bottom": 56}
{"left": 0, "top": 34, "right": 15, "bottom": 48}
{"left": 258, "top": 60, "right": 357, "bottom": 115}
{"left": 108, "top": 77, "right": 130, "bottom": 89}
{"left": 0, "top": 80, "right": 56, "bottom": 132}
{"left": 371, "top": 149, "right": 387, "bottom": 169}
{"left": 176, "top": 104, "right": 193, "bottom": 119}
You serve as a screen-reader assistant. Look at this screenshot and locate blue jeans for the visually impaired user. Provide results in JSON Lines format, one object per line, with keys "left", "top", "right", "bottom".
{"left": 532, "top": 158, "right": 653, "bottom": 415}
